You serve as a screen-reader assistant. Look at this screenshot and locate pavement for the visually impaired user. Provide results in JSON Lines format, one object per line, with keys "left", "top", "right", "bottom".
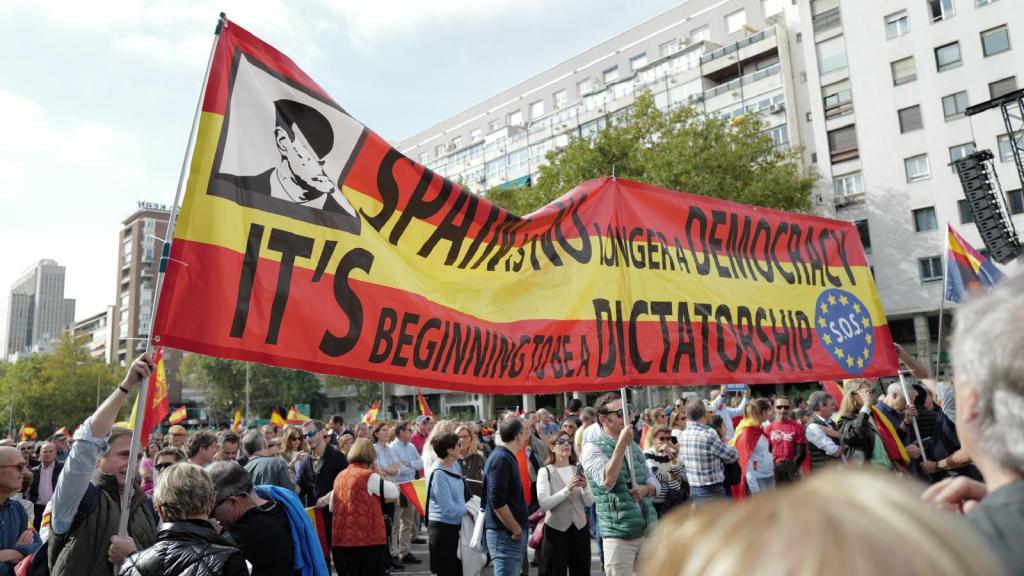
{"left": 333, "top": 534, "right": 604, "bottom": 575}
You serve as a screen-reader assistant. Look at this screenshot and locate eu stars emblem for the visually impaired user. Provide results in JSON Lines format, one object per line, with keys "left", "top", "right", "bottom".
{"left": 814, "top": 288, "right": 874, "bottom": 374}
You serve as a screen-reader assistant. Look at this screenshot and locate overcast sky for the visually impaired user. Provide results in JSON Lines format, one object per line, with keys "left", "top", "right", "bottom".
{"left": 0, "top": 0, "right": 686, "bottom": 320}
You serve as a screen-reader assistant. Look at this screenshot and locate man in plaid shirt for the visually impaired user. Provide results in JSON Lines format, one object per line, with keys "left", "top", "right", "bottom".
{"left": 678, "top": 399, "right": 738, "bottom": 504}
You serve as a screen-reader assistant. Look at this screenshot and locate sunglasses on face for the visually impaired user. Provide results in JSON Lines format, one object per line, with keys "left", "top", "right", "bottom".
{"left": 155, "top": 462, "right": 175, "bottom": 471}
{"left": 601, "top": 409, "right": 624, "bottom": 418}
{"left": 305, "top": 430, "right": 318, "bottom": 439}
{"left": 656, "top": 436, "right": 672, "bottom": 442}
{"left": 554, "top": 437, "right": 573, "bottom": 446}
{"left": 775, "top": 405, "right": 791, "bottom": 410}
{"left": 1, "top": 463, "right": 27, "bottom": 471}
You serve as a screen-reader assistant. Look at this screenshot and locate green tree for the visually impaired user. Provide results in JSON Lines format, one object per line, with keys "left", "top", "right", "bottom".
{"left": 178, "top": 355, "right": 327, "bottom": 422}
{"left": 0, "top": 333, "right": 121, "bottom": 437}
{"left": 487, "top": 91, "right": 815, "bottom": 215}
{"left": 322, "top": 375, "right": 382, "bottom": 410}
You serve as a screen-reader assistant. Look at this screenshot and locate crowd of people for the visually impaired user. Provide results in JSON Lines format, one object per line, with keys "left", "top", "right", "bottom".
{"left": 0, "top": 272, "right": 1022, "bottom": 575}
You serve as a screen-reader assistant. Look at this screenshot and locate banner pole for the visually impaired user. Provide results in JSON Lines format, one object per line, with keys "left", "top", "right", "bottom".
{"left": 935, "top": 224, "right": 950, "bottom": 378}
{"left": 245, "top": 362, "right": 251, "bottom": 428}
{"left": 620, "top": 388, "right": 637, "bottom": 488}
{"left": 897, "top": 369, "right": 928, "bottom": 463}
{"left": 116, "top": 13, "right": 225, "bottom": 544}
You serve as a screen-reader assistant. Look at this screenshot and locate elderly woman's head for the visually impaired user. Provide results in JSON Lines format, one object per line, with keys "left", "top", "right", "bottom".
{"left": 152, "top": 463, "right": 216, "bottom": 522}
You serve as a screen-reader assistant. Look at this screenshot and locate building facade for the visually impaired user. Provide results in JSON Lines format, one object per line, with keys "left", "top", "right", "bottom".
{"left": 798, "top": 0, "right": 1022, "bottom": 371}
{"left": 73, "top": 307, "right": 114, "bottom": 362}
{"left": 0, "top": 259, "right": 76, "bottom": 360}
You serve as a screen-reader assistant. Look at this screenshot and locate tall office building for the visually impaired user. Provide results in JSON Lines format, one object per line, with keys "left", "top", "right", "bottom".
{"left": 112, "top": 202, "right": 184, "bottom": 402}
{"left": 798, "top": 0, "right": 1022, "bottom": 369}
{"left": 396, "top": 0, "right": 1022, "bottom": 383}
{"left": 0, "top": 259, "right": 76, "bottom": 360}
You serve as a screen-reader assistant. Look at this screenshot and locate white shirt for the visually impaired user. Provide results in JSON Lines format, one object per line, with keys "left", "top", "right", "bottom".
{"left": 580, "top": 429, "right": 660, "bottom": 492}
{"left": 536, "top": 465, "right": 594, "bottom": 511}
{"left": 806, "top": 415, "right": 842, "bottom": 457}
{"left": 711, "top": 394, "right": 748, "bottom": 440}
{"left": 325, "top": 472, "right": 398, "bottom": 512}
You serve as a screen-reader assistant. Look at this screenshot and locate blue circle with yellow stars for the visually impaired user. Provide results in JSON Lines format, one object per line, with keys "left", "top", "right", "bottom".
{"left": 814, "top": 288, "right": 874, "bottom": 375}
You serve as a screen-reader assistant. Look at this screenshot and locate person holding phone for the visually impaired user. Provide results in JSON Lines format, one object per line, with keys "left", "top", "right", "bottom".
{"left": 536, "top": 431, "right": 593, "bottom": 576}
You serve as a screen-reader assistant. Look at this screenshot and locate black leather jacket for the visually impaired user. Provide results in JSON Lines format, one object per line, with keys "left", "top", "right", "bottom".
{"left": 119, "top": 520, "right": 249, "bottom": 576}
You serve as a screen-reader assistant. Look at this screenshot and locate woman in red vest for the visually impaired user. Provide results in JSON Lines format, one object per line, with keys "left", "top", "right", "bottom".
{"left": 331, "top": 438, "right": 399, "bottom": 576}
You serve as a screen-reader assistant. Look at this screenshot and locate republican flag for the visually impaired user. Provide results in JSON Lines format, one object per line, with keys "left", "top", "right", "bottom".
{"left": 361, "top": 402, "right": 380, "bottom": 425}
{"left": 270, "top": 410, "right": 286, "bottom": 427}
{"left": 128, "top": 348, "right": 170, "bottom": 445}
{"left": 416, "top": 390, "right": 433, "bottom": 417}
{"left": 169, "top": 405, "right": 188, "bottom": 425}
{"left": 399, "top": 478, "right": 428, "bottom": 516}
{"left": 286, "top": 405, "right": 309, "bottom": 424}
{"left": 946, "top": 224, "right": 1003, "bottom": 302}
{"left": 232, "top": 409, "right": 243, "bottom": 431}
{"left": 515, "top": 445, "right": 532, "bottom": 506}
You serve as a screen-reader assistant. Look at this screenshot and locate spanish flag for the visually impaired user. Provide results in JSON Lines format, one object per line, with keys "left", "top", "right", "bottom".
{"left": 730, "top": 417, "right": 764, "bottom": 499}
{"left": 417, "top": 390, "right": 433, "bottom": 417}
{"left": 18, "top": 424, "right": 37, "bottom": 441}
{"left": 128, "top": 348, "right": 169, "bottom": 445}
{"left": 361, "top": 402, "right": 380, "bottom": 425}
{"left": 270, "top": 409, "right": 286, "bottom": 427}
{"left": 286, "top": 405, "right": 310, "bottom": 424}
{"left": 169, "top": 405, "right": 188, "bottom": 425}
{"left": 399, "top": 478, "right": 428, "bottom": 516}
{"left": 232, "top": 409, "right": 243, "bottom": 431}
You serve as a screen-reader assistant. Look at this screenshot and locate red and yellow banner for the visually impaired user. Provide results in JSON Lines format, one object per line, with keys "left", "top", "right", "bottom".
{"left": 153, "top": 18, "right": 898, "bottom": 394}
{"left": 417, "top": 390, "right": 433, "bottom": 417}
{"left": 286, "top": 405, "right": 309, "bottom": 424}
{"left": 128, "top": 348, "right": 169, "bottom": 445}
{"left": 169, "top": 405, "right": 188, "bottom": 425}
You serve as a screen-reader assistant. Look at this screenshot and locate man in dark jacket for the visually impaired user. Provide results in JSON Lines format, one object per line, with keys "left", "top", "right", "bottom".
{"left": 119, "top": 463, "right": 247, "bottom": 576}
{"left": 29, "top": 442, "right": 62, "bottom": 530}
{"left": 49, "top": 355, "right": 159, "bottom": 575}
{"left": 923, "top": 271, "right": 1024, "bottom": 575}
{"left": 295, "top": 420, "right": 346, "bottom": 570}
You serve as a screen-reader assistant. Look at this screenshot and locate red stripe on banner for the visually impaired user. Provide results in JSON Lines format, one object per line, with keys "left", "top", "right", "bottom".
{"left": 154, "top": 238, "right": 897, "bottom": 394}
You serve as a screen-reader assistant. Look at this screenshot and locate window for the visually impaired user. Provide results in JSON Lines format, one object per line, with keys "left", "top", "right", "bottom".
{"left": 603, "top": 66, "right": 619, "bottom": 84}
{"left": 817, "top": 36, "right": 849, "bottom": 75}
{"left": 530, "top": 100, "right": 544, "bottom": 118}
{"left": 451, "top": 136, "right": 463, "bottom": 149}
{"left": 989, "top": 76, "right": 1017, "bottom": 98}
{"left": 928, "top": 0, "right": 955, "bottom": 22}
{"left": 488, "top": 119, "right": 503, "bottom": 131}
{"left": 507, "top": 110, "right": 522, "bottom": 126}
{"left": 553, "top": 89, "right": 568, "bottom": 109}
{"left": 834, "top": 172, "right": 864, "bottom": 197}
{"left": 813, "top": 7, "right": 841, "bottom": 32}
{"left": 766, "top": 125, "right": 790, "bottom": 149}
{"left": 435, "top": 144, "right": 446, "bottom": 157}
{"left": 691, "top": 26, "right": 710, "bottom": 43}
{"left": 828, "top": 125, "right": 859, "bottom": 162}
{"left": 898, "top": 105, "right": 923, "bottom": 133}
{"left": 905, "top": 154, "right": 931, "bottom": 181}
{"left": 726, "top": 9, "right": 747, "bottom": 34}
{"left": 958, "top": 199, "right": 975, "bottom": 223}
{"left": 942, "top": 91, "right": 969, "bottom": 120}
{"left": 891, "top": 56, "right": 917, "bottom": 85}
{"left": 919, "top": 256, "right": 944, "bottom": 282}
{"left": 470, "top": 128, "right": 483, "bottom": 142}
{"left": 418, "top": 152, "right": 429, "bottom": 164}
{"left": 1008, "top": 189, "right": 1024, "bottom": 214}
{"left": 855, "top": 220, "right": 872, "bottom": 253}
{"left": 976, "top": 0, "right": 997, "bottom": 6}
{"left": 762, "top": 0, "right": 783, "bottom": 17}
{"left": 629, "top": 53, "right": 648, "bottom": 71}
{"left": 913, "top": 207, "right": 938, "bottom": 231}
{"left": 997, "top": 133, "right": 1024, "bottom": 162}
{"left": 981, "top": 25, "right": 1010, "bottom": 56}
{"left": 949, "top": 142, "right": 976, "bottom": 172}
{"left": 823, "top": 80, "right": 853, "bottom": 119}
{"left": 659, "top": 39, "right": 679, "bottom": 58}
{"left": 886, "top": 10, "right": 910, "bottom": 39}
{"left": 935, "top": 42, "right": 962, "bottom": 71}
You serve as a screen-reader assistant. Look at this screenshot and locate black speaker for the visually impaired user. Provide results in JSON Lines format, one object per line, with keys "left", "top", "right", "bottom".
{"left": 953, "top": 150, "right": 1021, "bottom": 264}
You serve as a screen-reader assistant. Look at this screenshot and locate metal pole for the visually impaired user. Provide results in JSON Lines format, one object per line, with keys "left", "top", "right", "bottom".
{"left": 381, "top": 382, "right": 387, "bottom": 420}
{"left": 117, "top": 13, "right": 224, "bottom": 542}
{"left": 244, "top": 362, "right": 251, "bottom": 429}
{"left": 8, "top": 376, "right": 14, "bottom": 439}
{"left": 620, "top": 388, "right": 637, "bottom": 488}
{"left": 96, "top": 372, "right": 101, "bottom": 409}
{"left": 935, "top": 223, "right": 950, "bottom": 378}
{"left": 897, "top": 370, "right": 928, "bottom": 463}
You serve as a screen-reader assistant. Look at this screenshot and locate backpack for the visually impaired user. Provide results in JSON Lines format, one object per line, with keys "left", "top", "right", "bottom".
{"left": 25, "top": 484, "right": 157, "bottom": 576}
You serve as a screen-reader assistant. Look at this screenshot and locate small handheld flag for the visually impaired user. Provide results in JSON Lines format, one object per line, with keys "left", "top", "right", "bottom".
{"left": 128, "top": 348, "right": 170, "bottom": 445}
{"left": 18, "top": 424, "right": 37, "bottom": 441}
{"left": 399, "top": 478, "right": 428, "bottom": 516}
{"left": 416, "top": 390, "right": 433, "bottom": 417}
{"left": 946, "top": 224, "right": 1003, "bottom": 302}
{"left": 270, "top": 410, "right": 286, "bottom": 427}
{"left": 169, "top": 405, "right": 188, "bottom": 425}
{"left": 361, "top": 402, "right": 380, "bottom": 425}
{"left": 232, "top": 409, "right": 243, "bottom": 431}
{"left": 286, "top": 405, "right": 310, "bottom": 424}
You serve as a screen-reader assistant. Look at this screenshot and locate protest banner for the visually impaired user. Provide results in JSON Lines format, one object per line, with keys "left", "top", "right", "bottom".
{"left": 152, "top": 17, "right": 899, "bottom": 394}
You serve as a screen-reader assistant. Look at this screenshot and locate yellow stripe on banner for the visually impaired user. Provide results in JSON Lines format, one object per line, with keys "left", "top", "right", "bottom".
{"left": 175, "top": 112, "right": 887, "bottom": 326}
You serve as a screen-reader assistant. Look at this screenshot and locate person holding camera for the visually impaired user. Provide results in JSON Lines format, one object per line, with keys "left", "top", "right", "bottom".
{"left": 643, "top": 425, "right": 686, "bottom": 516}
{"left": 536, "top": 431, "right": 592, "bottom": 576}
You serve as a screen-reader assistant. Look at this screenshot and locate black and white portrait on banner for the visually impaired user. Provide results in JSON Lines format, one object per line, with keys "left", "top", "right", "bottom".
{"left": 209, "top": 52, "right": 365, "bottom": 234}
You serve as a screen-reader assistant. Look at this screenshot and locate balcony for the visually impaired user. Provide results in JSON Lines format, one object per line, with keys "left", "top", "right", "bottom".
{"left": 700, "top": 28, "right": 778, "bottom": 80}
{"left": 703, "top": 63, "right": 782, "bottom": 112}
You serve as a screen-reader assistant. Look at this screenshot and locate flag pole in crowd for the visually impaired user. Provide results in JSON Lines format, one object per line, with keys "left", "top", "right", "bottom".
{"left": 115, "top": 12, "right": 226, "bottom": 543}
{"left": 620, "top": 387, "right": 637, "bottom": 487}
{"left": 934, "top": 223, "right": 951, "bottom": 378}
{"left": 896, "top": 368, "right": 928, "bottom": 463}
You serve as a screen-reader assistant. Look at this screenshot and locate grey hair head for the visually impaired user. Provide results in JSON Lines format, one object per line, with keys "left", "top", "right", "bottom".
{"left": 207, "top": 461, "right": 253, "bottom": 503}
{"left": 952, "top": 270, "right": 1024, "bottom": 473}
{"left": 807, "top": 391, "right": 833, "bottom": 412}
{"left": 887, "top": 382, "right": 916, "bottom": 401}
{"left": 242, "top": 430, "right": 265, "bottom": 457}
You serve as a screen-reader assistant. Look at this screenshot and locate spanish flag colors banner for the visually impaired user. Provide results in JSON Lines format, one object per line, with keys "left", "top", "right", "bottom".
{"left": 399, "top": 478, "right": 427, "bottom": 516}
{"left": 169, "top": 405, "right": 188, "bottom": 425}
{"left": 232, "top": 409, "right": 243, "bottom": 431}
{"left": 286, "top": 405, "right": 309, "bottom": 424}
{"left": 270, "top": 410, "right": 286, "bottom": 427}
{"left": 152, "top": 17, "right": 898, "bottom": 395}
{"left": 417, "top": 390, "right": 433, "bottom": 417}
{"left": 361, "top": 402, "right": 380, "bottom": 425}
{"left": 128, "top": 347, "right": 170, "bottom": 445}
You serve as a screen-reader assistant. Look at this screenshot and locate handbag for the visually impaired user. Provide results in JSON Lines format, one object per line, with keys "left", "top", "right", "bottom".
{"left": 528, "top": 514, "right": 546, "bottom": 550}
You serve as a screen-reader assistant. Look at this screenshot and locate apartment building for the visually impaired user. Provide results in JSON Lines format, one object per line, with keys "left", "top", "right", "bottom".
{"left": 0, "top": 259, "right": 76, "bottom": 360}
